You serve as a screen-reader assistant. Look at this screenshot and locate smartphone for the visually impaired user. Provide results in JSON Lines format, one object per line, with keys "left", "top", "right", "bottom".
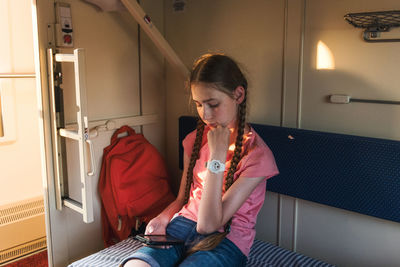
{"left": 134, "top": 234, "right": 184, "bottom": 246}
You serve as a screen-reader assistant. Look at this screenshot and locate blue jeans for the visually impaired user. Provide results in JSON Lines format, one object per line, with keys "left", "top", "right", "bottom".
{"left": 121, "top": 216, "right": 247, "bottom": 267}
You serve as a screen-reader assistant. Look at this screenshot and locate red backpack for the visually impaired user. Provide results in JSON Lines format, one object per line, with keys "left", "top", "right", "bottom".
{"left": 99, "top": 125, "right": 175, "bottom": 247}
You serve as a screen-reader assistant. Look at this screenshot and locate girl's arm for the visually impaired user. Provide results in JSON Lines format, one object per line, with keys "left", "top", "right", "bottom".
{"left": 197, "top": 173, "right": 265, "bottom": 234}
{"left": 197, "top": 126, "right": 265, "bottom": 234}
{"left": 145, "top": 153, "right": 190, "bottom": 234}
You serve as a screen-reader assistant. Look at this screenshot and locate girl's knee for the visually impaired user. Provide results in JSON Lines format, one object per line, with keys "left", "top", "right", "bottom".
{"left": 122, "top": 259, "right": 151, "bottom": 267}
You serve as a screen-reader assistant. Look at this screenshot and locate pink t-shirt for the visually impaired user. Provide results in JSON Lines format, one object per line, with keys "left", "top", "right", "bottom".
{"left": 178, "top": 125, "right": 279, "bottom": 256}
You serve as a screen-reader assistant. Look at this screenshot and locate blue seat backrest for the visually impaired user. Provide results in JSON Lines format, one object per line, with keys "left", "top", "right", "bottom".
{"left": 178, "top": 116, "right": 400, "bottom": 223}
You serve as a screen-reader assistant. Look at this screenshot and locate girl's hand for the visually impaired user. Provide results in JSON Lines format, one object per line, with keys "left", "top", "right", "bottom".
{"left": 207, "top": 125, "right": 230, "bottom": 160}
{"left": 144, "top": 215, "right": 173, "bottom": 249}
{"left": 145, "top": 215, "right": 169, "bottom": 235}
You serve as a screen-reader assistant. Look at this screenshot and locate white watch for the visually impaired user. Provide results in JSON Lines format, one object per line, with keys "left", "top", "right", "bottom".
{"left": 206, "top": 159, "right": 225, "bottom": 174}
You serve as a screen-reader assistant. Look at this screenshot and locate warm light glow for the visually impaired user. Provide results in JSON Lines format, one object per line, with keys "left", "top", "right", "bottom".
{"left": 192, "top": 187, "right": 202, "bottom": 199}
{"left": 197, "top": 170, "right": 208, "bottom": 180}
{"left": 317, "top": 41, "right": 335, "bottom": 70}
{"left": 229, "top": 144, "right": 235, "bottom": 151}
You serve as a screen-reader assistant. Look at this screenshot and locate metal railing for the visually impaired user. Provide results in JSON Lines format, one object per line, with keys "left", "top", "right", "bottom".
{"left": 0, "top": 73, "right": 36, "bottom": 79}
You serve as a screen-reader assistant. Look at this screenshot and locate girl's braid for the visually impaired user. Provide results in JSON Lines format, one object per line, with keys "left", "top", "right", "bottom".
{"left": 225, "top": 97, "right": 247, "bottom": 192}
{"left": 184, "top": 119, "right": 205, "bottom": 204}
{"left": 223, "top": 91, "right": 247, "bottom": 231}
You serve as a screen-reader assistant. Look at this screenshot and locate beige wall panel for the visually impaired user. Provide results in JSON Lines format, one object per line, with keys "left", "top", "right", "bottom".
{"left": 165, "top": 67, "right": 190, "bottom": 193}
{"left": 0, "top": 79, "right": 42, "bottom": 206}
{"left": 301, "top": 0, "right": 400, "bottom": 139}
{"left": 255, "top": 191, "right": 279, "bottom": 244}
{"left": 140, "top": 0, "right": 166, "bottom": 155}
{"left": 59, "top": 1, "right": 140, "bottom": 124}
{"left": 0, "top": 0, "right": 35, "bottom": 73}
{"left": 0, "top": 0, "right": 42, "bottom": 206}
{"left": 297, "top": 199, "right": 400, "bottom": 266}
{"left": 282, "top": 0, "right": 305, "bottom": 128}
{"left": 165, "top": 0, "right": 284, "bottom": 124}
{"left": 164, "top": 0, "right": 285, "bottom": 193}
{"left": 0, "top": 1, "right": 11, "bottom": 72}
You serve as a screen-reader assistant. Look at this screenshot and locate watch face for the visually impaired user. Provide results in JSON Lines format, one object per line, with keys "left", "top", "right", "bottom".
{"left": 208, "top": 159, "right": 224, "bottom": 173}
{"left": 211, "top": 161, "right": 221, "bottom": 170}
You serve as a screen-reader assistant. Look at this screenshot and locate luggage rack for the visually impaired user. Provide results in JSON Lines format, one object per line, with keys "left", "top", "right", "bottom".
{"left": 344, "top": 10, "right": 400, "bottom": 42}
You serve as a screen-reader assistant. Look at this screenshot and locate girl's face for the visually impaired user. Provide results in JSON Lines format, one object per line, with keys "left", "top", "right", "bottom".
{"left": 191, "top": 83, "right": 243, "bottom": 129}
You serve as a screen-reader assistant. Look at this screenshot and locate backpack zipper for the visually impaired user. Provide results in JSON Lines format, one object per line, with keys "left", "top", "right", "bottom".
{"left": 135, "top": 217, "right": 141, "bottom": 231}
{"left": 117, "top": 215, "right": 122, "bottom": 231}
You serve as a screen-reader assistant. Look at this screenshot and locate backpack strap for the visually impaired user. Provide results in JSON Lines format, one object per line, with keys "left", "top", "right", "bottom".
{"left": 111, "top": 125, "right": 136, "bottom": 143}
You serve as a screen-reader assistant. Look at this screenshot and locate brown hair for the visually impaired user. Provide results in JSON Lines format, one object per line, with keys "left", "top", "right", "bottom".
{"left": 185, "top": 53, "right": 248, "bottom": 253}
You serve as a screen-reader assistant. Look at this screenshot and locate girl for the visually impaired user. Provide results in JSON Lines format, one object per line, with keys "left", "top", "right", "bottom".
{"left": 122, "top": 53, "right": 279, "bottom": 267}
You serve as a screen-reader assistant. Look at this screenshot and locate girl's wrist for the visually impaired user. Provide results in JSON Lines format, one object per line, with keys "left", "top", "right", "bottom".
{"left": 159, "top": 199, "right": 183, "bottom": 222}
{"left": 158, "top": 210, "right": 174, "bottom": 223}
{"left": 209, "top": 151, "right": 226, "bottom": 161}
